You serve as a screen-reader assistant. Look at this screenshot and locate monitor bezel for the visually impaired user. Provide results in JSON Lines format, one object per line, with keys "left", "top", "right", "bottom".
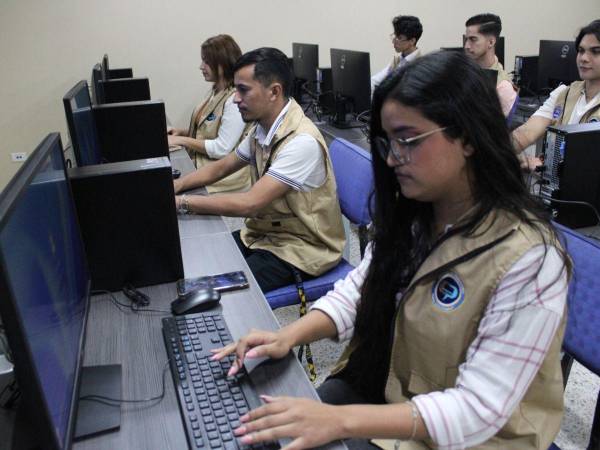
{"left": 330, "top": 48, "right": 372, "bottom": 115}
{"left": 63, "top": 80, "right": 103, "bottom": 167}
{"left": 0, "top": 133, "right": 91, "bottom": 450}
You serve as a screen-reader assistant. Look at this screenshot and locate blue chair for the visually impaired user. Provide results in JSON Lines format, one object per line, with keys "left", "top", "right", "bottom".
{"left": 265, "top": 137, "right": 373, "bottom": 309}
{"left": 549, "top": 224, "right": 600, "bottom": 450}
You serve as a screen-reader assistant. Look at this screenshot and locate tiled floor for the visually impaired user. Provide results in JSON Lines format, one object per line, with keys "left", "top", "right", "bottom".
{"left": 223, "top": 216, "right": 599, "bottom": 448}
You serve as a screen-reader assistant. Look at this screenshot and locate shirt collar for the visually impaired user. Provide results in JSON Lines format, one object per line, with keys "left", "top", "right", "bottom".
{"left": 402, "top": 48, "right": 420, "bottom": 62}
{"left": 255, "top": 99, "right": 292, "bottom": 147}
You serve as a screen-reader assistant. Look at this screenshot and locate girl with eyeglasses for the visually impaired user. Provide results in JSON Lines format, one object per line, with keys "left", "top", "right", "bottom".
{"left": 213, "top": 51, "right": 571, "bottom": 450}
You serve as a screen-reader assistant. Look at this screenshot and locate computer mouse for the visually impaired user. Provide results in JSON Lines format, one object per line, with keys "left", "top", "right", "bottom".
{"left": 172, "top": 168, "right": 181, "bottom": 179}
{"left": 171, "top": 288, "right": 221, "bottom": 315}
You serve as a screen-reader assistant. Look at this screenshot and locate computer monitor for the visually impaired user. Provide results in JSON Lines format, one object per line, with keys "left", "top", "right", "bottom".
{"left": 330, "top": 48, "right": 371, "bottom": 123}
{"left": 537, "top": 40, "right": 579, "bottom": 92}
{"left": 292, "top": 43, "right": 319, "bottom": 84}
{"left": 0, "top": 133, "right": 91, "bottom": 449}
{"left": 101, "top": 53, "right": 110, "bottom": 81}
{"left": 91, "top": 63, "right": 104, "bottom": 105}
{"left": 63, "top": 80, "right": 103, "bottom": 167}
{"left": 98, "top": 78, "right": 151, "bottom": 104}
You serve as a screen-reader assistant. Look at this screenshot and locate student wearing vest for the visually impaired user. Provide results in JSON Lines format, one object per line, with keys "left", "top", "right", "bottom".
{"left": 371, "top": 16, "right": 423, "bottom": 93}
{"left": 174, "top": 47, "right": 345, "bottom": 293}
{"left": 167, "top": 34, "right": 250, "bottom": 193}
{"left": 512, "top": 19, "right": 600, "bottom": 170}
{"left": 212, "top": 52, "right": 571, "bottom": 450}
{"left": 464, "top": 14, "right": 517, "bottom": 117}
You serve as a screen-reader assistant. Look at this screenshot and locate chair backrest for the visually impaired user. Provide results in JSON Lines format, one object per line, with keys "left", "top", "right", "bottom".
{"left": 328, "top": 138, "right": 373, "bottom": 226}
{"left": 556, "top": 223, "right": 600, "bottom": 376}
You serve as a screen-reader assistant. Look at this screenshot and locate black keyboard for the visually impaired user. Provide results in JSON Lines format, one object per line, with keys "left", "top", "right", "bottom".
{"left": 162, "top": 312, "right": 279, "bottom": 450}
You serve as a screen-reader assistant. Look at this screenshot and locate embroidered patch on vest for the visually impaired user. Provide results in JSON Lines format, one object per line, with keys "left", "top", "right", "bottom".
{"left": 552, "top": 106, "right": 563, "bottom": 119}
{"left": 206, "top": 112, "right": 216, "bottom": 121}
{"left": 432, "top": 272, "right": 465, "bottom": 311}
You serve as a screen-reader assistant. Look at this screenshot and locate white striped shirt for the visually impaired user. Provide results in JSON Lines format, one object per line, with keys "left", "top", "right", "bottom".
{"left": 312, "top": 243, "right": 568, "bottom": 449}
{"left": 235, "top": 100, "right": 326, "bottom": 192}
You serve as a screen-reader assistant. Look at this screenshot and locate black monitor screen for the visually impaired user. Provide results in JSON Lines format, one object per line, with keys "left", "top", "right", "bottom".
{"left": 292, "top": 43, "right": 319, "bottom": 83}
{"left": 91, "top": 63, "right": 104, "bottom": 105}
{"left": 330, "top": 48, "right": 371, "bottom": 114}
{"left": 101, "top": 53, "right": 109, "bottom": 81}
{"left": 538, "top": 40, "right": 579, "bottom": 91}
{"left": 0, "top": 133, "right": 90, "bottom": 449}
{"left": 63, "top": 80, "right": 103, "bottom": 166}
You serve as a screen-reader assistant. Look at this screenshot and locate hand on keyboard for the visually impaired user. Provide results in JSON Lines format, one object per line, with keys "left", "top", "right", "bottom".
{"left": 234, "top": 395, "right": 344, "bottom": 450}
{"left": 210, "top": 329, "right": 293, "bottom": 377}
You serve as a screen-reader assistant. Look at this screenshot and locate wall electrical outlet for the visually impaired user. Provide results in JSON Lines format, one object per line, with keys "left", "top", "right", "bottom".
{"left": 10, "top": 152, "right": 27, "bottom": 162}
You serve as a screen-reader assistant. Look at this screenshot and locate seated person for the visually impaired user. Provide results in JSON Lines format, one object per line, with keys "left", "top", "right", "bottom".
{"left": 512, "top": 19, "right": 600, "bottom": 170}
{"left": 168, "top": 34, "right": 250, "bottom": 193}
{"left": 464, "top": 13, "right": 517, "bottom": 116}
{"left": 371, "top": 15, "right": 422, "bottom": 93}
{"left": 213, "top": 51, "right": 571, "bottom": 450}
{"left": 174, "top": 47, "right": 345, "bottom": 293}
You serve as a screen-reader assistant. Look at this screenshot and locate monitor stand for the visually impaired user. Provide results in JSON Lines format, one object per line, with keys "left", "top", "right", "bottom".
{"left": 328, "top": 96, "right": 364, "bottom": 129}
{"left": 74, "top": 364, "right": 122, "bottom": 440}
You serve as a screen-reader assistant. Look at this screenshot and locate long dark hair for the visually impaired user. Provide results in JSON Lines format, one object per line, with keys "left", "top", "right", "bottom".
{"left": 343, "top": 51, "right": 570, "bottom": 402}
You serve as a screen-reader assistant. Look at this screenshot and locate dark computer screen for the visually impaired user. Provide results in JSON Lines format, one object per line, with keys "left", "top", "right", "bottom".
{"left": 99, "top": 77, "right": 151, "bottom": 104}
{"left": 0, "top": 133, "right": 90, "bottom": 449}
{"left": 538, "top": 40, "right": 579, "bottom": 92}
{"left": 292, "top": 43, "right": 319, "bottom": 84}
{"left": 101, "top": 53, "right": 110, "bottom": 81}
{"left": 91, "top": 63, "right": 104, "bottom": 105}
{"left": 330, "top": 48, "right": 371, "bottom": 115}
{"left": 63, "top": 80, "right": 103, "bottom": 167}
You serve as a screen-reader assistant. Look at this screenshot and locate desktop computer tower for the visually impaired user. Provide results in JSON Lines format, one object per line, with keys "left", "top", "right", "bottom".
{"left": 93, "top": 100, "right": 169, "bottom": 162}
{"left": 540, "top": 123, "right": 600, "bottom": 228}
{"left": 514, "top": 55, "right": 539, "bottom": 95}
{"left": 98, "top": 77, "right": 151, "bottom": 104}
{"left": 68, "top": 157, "right": 184, "bottom": 291}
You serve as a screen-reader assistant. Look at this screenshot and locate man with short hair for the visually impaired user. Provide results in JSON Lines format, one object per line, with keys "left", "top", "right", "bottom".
{"left": 371, "top": 15, "right": 423, "bottom": 93}
{"left": 464, "top": 13, "right": 517, "bottom": 116}
{"left": 512, "top": 19, "right": 600, "bottom": 162}
{"left": 174, "top": 47, "right": 345, "bottom": 293}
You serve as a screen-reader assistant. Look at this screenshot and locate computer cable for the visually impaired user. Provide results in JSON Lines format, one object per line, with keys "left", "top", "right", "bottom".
{"left": 91, "top": 289, "right": 171, "bottom": 315}
{"left": 533, "top": 194, "right": 600, "bottom": 226}
{"left": 79, "top": 360, "right": 169, "bottom": 405}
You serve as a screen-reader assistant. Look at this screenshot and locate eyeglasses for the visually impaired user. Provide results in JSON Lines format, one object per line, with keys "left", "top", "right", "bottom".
{"left": 374, "top": 127, "right": 449, "bottom": 164}
{"left": 390, "top": 34, "right": 409, "bottom": 42}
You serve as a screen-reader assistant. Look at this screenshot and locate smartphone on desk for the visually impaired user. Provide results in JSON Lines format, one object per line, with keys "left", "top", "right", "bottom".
{"left": 176, "top": 271, "right": 249, "bottom": 296}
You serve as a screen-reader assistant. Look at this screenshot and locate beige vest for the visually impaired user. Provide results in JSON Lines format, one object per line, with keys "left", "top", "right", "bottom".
{"left": 489, "top": 58, "right": 513, "bottom": 86}
{"left": 188, "top": 87, "right": 250, "bottom": 193}
{"left": 335, "top": 210, "right": 566, "bottom": 450}
{"left": 554, "top": 80, "right": 600, "bottom": 125}
{"left": 239, "top": 99, "right": 346, "bottom": 276}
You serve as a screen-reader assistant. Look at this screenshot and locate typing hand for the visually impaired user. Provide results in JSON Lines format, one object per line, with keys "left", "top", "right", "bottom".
{"left": 210, "top": 329, "right": 292, "bottom": 376}
{"left": 168, "top": 135, "right": 185, "bottom": 147}
{"left": 234, "top": 395, "right": 344, "bottom": 450}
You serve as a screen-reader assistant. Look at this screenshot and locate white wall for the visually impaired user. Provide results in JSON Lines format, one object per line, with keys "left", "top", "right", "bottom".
{"left": 1, "top": 0, "right": 598, "bottom": 187}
